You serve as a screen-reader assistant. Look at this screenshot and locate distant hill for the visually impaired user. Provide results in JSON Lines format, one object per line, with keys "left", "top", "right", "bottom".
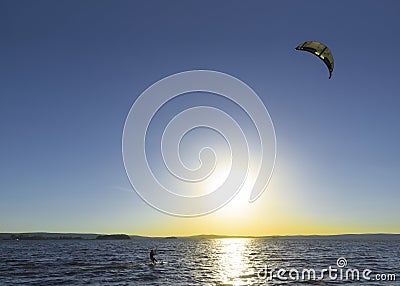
{"left": 0, "top": 233, "right": 98, "bottom": 240}
{"left": 96, "top": 234, "right": 130, "bottom": 240}
{"left": 274, "top": 234, "right": 400, "bottom": 240}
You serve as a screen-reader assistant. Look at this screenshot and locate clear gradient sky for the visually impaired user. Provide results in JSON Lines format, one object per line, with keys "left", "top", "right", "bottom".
{"left": 1, "top": 0, "right": 399, "bottom": 236}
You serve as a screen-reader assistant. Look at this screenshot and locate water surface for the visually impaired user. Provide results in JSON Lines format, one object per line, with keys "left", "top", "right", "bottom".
{"left": 0, "top": 238, "right": 398, "bottom": 285}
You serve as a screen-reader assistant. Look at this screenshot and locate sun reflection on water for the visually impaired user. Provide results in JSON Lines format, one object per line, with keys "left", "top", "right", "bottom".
{"left": 215, "top": 238, "right": 252, "bottom": 286}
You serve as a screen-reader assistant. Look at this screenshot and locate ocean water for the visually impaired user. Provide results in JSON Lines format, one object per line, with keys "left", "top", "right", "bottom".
{"left": 0, "top": 238, "right": 398, "bottom": 285}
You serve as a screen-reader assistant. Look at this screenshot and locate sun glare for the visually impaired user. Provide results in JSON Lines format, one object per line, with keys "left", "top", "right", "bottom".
{"left": 216, "top": 168, "right": 259, "bottom": 218}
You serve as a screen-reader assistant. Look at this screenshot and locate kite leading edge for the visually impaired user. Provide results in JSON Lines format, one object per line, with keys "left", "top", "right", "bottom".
{"left": 295, "top": 41, "right": 334, "bottom": 79}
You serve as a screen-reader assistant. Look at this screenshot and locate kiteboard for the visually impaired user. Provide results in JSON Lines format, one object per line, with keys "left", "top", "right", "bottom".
{"left": 149, "top": 261, "right": 166, "bottom": 266}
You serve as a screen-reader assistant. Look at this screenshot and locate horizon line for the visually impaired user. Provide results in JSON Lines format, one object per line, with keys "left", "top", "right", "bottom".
{"left": 1, "top": 232, "right": 400, "bottom": 238}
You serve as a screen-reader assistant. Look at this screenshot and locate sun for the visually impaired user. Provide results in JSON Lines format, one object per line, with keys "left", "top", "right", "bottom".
{"left": 216, "top": 168, "right": 259, "bottom": 218}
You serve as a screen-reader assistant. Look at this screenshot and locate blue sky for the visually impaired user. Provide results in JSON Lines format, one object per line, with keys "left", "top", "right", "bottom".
{"left": 0, "top": 1, "right": 399, "bottom": 235}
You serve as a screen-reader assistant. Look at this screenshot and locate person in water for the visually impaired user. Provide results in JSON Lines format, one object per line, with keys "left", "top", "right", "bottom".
{"left": 150, "top": 249, "right": 157, "bottom": 264}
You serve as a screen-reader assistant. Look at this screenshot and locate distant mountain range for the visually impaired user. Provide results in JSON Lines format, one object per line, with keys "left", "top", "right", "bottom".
{"left": 184, "top": 234, "right": 400, "bottom": 240}
{"left": 0, "top": 233, "right": 148, "bottom": 240}
{"left": 0, "top": 233, "right": 399, "bottom": 240}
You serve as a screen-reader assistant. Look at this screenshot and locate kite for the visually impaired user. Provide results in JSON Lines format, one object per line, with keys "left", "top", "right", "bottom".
{"left": 295, "top": 41, "right": 334, "bottom": 79}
